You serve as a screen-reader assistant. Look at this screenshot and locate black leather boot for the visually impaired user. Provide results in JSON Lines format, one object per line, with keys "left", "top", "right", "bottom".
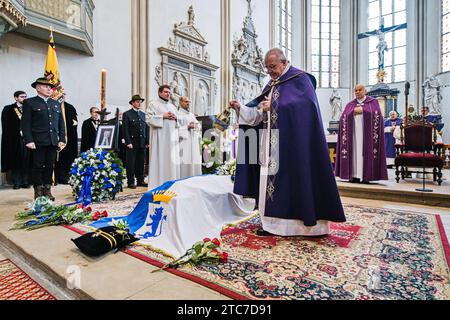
{"left": 43, "top": 185, "right": 55, "bottom": 201}
{"left": 34, "top": 185, "right": 44, "bottom": 200}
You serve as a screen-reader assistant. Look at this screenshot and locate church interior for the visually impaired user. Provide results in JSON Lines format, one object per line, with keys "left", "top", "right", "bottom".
{"left": 0, "top": 0, "right": 449, "bottom": 301}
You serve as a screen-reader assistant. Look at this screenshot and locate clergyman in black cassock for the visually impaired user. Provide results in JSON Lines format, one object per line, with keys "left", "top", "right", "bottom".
{"left": 1, "top": 91, "right": 32, "bottom": 189}
{"left": 55, "top": 99, "right": 78, "bottom": 184}
{"left": 80, "top": 107, "right": 100, "bottom": 153}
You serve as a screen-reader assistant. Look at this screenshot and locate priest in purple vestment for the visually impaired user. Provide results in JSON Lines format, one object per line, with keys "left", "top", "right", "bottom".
{"left": 335, "top": 84, "right": 388, "bottom": 183}
{"left": 229, "top": 48, "right": 346, "bottom": 237}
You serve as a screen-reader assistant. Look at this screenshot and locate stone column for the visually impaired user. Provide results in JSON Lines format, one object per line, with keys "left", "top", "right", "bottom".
{"left": 220, "top": 0, "right": 231, "bottom": 112}
{"left": 131, "top": 0, "right": 150, "bottom": 104}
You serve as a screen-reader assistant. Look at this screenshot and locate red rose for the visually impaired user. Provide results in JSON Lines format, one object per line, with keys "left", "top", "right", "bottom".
{"left": 211, "top": 249, "right": 219, "bottom": 255}
{"left": 85, "top": 207, "right": 92, "bottom": 212}
{"left": 92, "top": 215, "right": 99, "bottom": 221}
{"left": 220, "top": 252, "right": 228, "bottom": 263}
{"left": 212, "top": 238, "right": 221, "bottom": 247}
{"left": 101, "top": 211, "right": 108, "bottom": 217}
{"left": 203, "top": 238, "right": 211, "bottom": 243}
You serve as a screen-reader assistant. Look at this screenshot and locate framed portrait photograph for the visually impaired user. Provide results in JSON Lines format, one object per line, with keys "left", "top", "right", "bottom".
{"left": 95, "top": 125, "right": 116, "bottom": 149}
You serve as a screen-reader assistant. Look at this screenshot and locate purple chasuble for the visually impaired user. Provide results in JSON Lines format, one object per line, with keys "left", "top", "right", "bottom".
{"left": 335, "top": 96, "right": 388, "bottom": 181}
{"left": 235, "top": 66, "right": 346, "bottom": 226}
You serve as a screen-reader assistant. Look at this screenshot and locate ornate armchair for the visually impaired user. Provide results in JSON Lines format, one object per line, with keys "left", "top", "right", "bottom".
{"left": 395, "top": 121, "right": 444, "bottom": 185}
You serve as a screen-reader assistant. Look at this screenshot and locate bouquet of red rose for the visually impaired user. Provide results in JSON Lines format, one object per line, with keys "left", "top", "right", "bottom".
{"left": 153, "top": 237, "right": 228, "bottom": 272}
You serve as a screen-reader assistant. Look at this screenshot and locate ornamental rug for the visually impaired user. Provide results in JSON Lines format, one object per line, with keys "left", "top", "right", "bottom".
{"left": 0, "top": 259, "right": 56, "bottom": 300}
{"left": 68, "top": 194, "right": 450, "bottom": 300}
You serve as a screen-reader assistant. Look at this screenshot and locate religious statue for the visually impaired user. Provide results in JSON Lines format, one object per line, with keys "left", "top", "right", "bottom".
{"left": 169, "top": 72, "right": 186, "bottom": 107}
{"left": 167, "top": 37, "right": 176, "bottom": 50}
{"left": 155, "top": 65, "right": 162, "bottom": 86}
{"left": 423, "top": 75, "right": 443, "bottom": 115}
{"left": 246, "top": 0, "right": 253, "bottom": 17}
{"left": 188, "top": 5, "right": 195, "bottom": 25}
{"left": 194, "top": 82, "right": 208, "bottom": 116}
{"left": 204, "top": 51, "right": 210, "bottom": 63}
{"left": 330, "top": 89, "right": 342, "bottom": 121}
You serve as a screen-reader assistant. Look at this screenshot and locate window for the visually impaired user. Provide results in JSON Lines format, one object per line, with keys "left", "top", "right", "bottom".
{"left": 367, "top": 0, "right": 407, "bottom": 85}
{"left": 311, "top": 0, "right": 341, "bottom": 88}
{"left": 442, "top": 0, "right": 450, "bottom": 72}
{"left": 277, "top": 0, "right": 292, "bottom": 61}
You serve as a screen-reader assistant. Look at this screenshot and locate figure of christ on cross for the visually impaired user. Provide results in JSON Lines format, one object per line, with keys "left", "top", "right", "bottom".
{"left": 95, "top": 108, "right": 111, "bottom": 125}
{"left": 358, "top": 17, "right": 407, "bottom": 83}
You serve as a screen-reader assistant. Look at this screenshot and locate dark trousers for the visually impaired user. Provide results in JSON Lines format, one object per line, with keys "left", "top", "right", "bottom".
{"left": 12, "top": 169, "right": 30, "bottom": 186}
{"left": 32, "top": 146, "right": 58, "bottom": 186}
{"left": 54, "top": 161, "right": 71, "bottom": 184}
{"left": 126, "top": 148, "right": 145, "bottom": 185}
{"left": 11, "top": 146, "right": 32, "bottom": 186}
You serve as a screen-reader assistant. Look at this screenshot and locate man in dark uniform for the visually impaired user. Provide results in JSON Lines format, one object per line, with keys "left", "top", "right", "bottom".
{"left": 80, "top": 106, "right": 100, "bottom": 153}
{"left": 1, "top": 91, "right": 32, "bottom": 189}
{"left": 123, "top": 95, "right": 149, "bottom": 189}
{"left": 21, "top": 77, "right": 66, "bottom": 200}
{"left": 55, "top": 93, "right": 78, "bottom": 184}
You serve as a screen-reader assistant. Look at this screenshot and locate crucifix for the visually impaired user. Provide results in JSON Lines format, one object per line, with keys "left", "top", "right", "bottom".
{"left": 358, "top": 14, "right": 407, "bottom": 83}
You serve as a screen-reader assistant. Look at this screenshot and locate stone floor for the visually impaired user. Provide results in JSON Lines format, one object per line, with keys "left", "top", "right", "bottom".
{"left": 0, "top": 184, "right": 449, "bottom": 300}
{"left": 337, "top": 168, "right": 450, "bottom": 194}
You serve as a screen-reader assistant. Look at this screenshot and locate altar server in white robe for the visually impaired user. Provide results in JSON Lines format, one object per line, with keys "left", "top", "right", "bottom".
{"left": 178, "top": 96, "right": 202, "bottom": 178}
{"left": 146, "top": 85, "right": 181, "bottom": 190}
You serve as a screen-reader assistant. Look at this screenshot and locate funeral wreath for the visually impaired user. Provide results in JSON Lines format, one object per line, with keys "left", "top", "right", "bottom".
{"left": 69, "top": 148, "right": 124, "bottom": 204}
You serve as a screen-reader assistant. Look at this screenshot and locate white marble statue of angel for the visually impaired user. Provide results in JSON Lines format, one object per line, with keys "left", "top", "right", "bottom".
{"left": 330, "top": 89, "right": 342, "bottom": 121}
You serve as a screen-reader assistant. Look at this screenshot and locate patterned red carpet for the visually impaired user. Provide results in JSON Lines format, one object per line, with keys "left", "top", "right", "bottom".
{"left": 0, "top": 259, "right": 56, "bottom": 300}
{"left": 72, "top": 194, "right": 450, "bottom": 300}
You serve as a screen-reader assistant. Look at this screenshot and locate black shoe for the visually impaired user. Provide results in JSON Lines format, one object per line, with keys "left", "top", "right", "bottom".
{"left": 21, "top": 184, "right": 31, "bottom": 189}
{"left": 137, "top": 182, "right": 147, "bottom": 187}
{"left": 34, "top": 185, "right": 44, "bottom": 200}
{"left": 128, "top": 185, "right": 137, "bottom": 189}
{"left": 13, "top": 185, "right": 20, "bottom": 190}
{"left": 361, "top": 181, "right": 371, "bottom": 185}
{"left": 256, "top": 228, "right": 274, "bottom": 237}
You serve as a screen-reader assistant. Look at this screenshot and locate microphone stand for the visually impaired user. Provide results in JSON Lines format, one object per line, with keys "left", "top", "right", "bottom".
{"left": 416, "top": 83, "right": 433, "bottom": 193}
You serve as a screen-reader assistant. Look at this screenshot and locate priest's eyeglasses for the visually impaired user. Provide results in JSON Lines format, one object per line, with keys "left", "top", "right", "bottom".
{"left": 265, "top": 64, "right": 279, "bottom": 71}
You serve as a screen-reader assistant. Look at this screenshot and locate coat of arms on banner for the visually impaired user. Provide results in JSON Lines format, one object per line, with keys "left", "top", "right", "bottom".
{"left": 134, "top": 191, "right": 177, "bottom": 240}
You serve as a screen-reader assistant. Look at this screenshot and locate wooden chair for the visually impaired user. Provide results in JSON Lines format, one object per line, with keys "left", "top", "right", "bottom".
{"left": 395, "top": 120, "right": 444, "bottom": 185}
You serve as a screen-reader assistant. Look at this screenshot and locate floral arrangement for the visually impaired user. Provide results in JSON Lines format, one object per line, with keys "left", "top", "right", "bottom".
{"left": 109, "top": 219, "right": 130, "bottom": 232}
{"left": 12, "top": 197, "right": 108, "bottom": 231}
{"left": 154, "top": 237, "right": 228, "bottom": 272}
{"left": 201, "top": 138, "right": 220, "bottom": 174}
{"left": 69, "top": 148, "right": 124, "bottom": 204}
{"left": 201, "top": 138, "right": 222, "bottom": 174}
{"left": 215, "top": 159, "right": 237, "bottom": 177}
